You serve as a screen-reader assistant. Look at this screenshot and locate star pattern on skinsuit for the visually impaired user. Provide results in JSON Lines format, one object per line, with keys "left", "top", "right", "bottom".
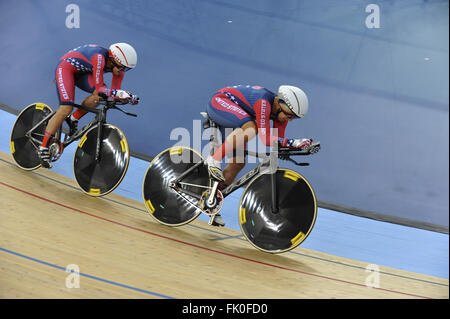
{"left": 65, "top": 58, "right": 92, "bottom": 72}
{"left": 225, "top": 92, "right": 239, "bottom": 105}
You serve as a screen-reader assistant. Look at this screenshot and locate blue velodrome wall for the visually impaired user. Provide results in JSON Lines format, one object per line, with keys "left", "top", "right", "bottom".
{"left": 0, "top": 0, "right": 448, "bottom": 229}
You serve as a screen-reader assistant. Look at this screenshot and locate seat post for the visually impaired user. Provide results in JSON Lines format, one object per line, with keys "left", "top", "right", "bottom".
{"left": 209, "top": 119, "right": 219, "bottom": 156}
{"left": 200, "top": 112, "right": 219, "bottom": 157}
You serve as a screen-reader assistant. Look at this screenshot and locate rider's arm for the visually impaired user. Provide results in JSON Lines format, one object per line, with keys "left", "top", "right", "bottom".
{"left": 254, "top": 99, "right": 280, "bottom": 147}
{"left": 90, "top": 54, "right": 109, "bottom": 95}
{"left": 273, "top": 119, "right": 288, "bottom": 140}
{"left": 90, "top": 54, "right": 126, "bottom": 97}
{"left": 275, "top": 118, "right": 293, "bottom": 146}
{"left": 93, "top": 62, "right": 137, "bottom": 104}
{"left": 111, "top": 71, "right": 125, "bottom": 90}
{"left": 273, "top": 119, "right": 308, "bottom": 148}
{"left": 269, "top": 110, "right": 312, "bottom": 150}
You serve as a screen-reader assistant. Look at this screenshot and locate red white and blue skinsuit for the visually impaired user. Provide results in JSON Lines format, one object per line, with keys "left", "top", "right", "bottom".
{"left": 55, "top": 44, "right": 124, "bottom": 106}
{"left": 206, "top": 85, "right": 288, "bottom": 146}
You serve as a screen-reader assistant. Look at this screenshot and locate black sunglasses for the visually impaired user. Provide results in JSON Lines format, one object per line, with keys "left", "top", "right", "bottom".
{"left": 278, "top": 99, "right": 296, "bottom": 118}
{"left": 111, "top": 59, "right": 131, "bottom": 72}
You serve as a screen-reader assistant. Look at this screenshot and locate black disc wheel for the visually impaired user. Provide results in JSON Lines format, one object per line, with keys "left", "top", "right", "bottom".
{"left": 73, "top": 124, "right": 130, "bottom": 196}
{"left": 142, "top": 147, "right": 209, "bottom": 226}
{"left": 238, "top": 168, "right": 317, "bottom": 253}
{"left": 10, "top": 103, "right": 54, "bottom": 170}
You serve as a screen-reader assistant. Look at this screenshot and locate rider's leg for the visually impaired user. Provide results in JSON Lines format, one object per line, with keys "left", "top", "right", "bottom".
{"left": 223, "top": 159, "right": 246, "bottom": 187}
{"left": 70, "top": 91, "right": 100, "bottom": 122}
{"left": 43, "top": 105, "right": 74, "bottom": 141}
{"left": 38, "top": 105, "right": 73, "bottom": 168}
{"left": 218, "top": 121, "right": 257, "bottom": 187}
{"left": 210, "top": 123, "right": 257, "bottom": 227}
{"left": 212, "top": 121, "right": 257, "bottom": 161}
{"left": 43, "top": 61, "right": 77, "bottom": 145}
{"left": 206, "top": 95, "right": 255, "bottom": 226}
{"left": 38, "top": 61, "right": 76, "bottom": 168}
{"left": 206, "top": 94, "right": 253, "bottom": 182}
{"left": 82, "top": 91, "right": 101, "bottom": 108}
{"left": 66, "top": 92, "right": 100, "bottom": 136}
{"left": 68, "top": 70, "right": 101, "bottom": 128}
{"left": 68, "top": 70, "right": 102, "bottom": 133}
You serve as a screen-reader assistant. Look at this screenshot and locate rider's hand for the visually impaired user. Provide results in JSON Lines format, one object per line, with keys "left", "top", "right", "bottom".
{"left": 308, "top": 142, "right": 321, "bottom": 154}
{"left": 128, "top": 92, "right": 139, "bottom": 105}
{"left": 110, "top": 89, "right": 131, "bottom": 101}
{"left": 110, "top": 89, "right": 139, "bottom": 105}
{"left": 286, "top": 138, "right": 313, "bottom": 150}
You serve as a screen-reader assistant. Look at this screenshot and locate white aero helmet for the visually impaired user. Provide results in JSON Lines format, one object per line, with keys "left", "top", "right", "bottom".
{"left": 109, "top": 43, "right": 137, "bottom": 69}
{"left": 277, "top": 85, "right": 309, "bottom": 118}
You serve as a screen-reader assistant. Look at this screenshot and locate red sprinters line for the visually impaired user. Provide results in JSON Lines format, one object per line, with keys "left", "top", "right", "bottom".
{"left": 0, "top": 180, "right": 433, "bottom": 299}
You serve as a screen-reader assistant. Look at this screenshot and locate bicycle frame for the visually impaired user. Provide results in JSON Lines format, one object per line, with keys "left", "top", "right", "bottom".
{"left": 171, "top": 112, "right": 315, "bottom": 216}
{"left": 25, "top": 100, "right": 134, "bottom": 162}
{"left": 172, "top": 115, "right": 286, "bottom": 214}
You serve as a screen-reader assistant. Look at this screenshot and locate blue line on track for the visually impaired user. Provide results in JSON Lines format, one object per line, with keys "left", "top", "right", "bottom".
{"left": 0, "top": 247, "right": 176, "bottom": 299}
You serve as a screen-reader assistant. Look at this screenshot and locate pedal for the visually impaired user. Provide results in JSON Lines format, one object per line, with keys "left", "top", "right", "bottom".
{"left": 200, "top": 188, "right": 224, "bottom": 223}
{"left": 48, "top": 141, "right": 63, "bottom": 162}
{"left": 37, "top": 148, "right": 53, "bottom": 169}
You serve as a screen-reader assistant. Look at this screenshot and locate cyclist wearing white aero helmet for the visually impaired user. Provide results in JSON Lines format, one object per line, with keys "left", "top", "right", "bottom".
{"left": 37, "top": 42, "right": 139, "bottom": 168}
{"left": 109, "top": 42, "right": 137, "bottom": 70}
{"left": 277, "top": 85, "right": 309, "bottom": 118}
{"left": 205, "top": 84, "right": 320, "bottom": 226}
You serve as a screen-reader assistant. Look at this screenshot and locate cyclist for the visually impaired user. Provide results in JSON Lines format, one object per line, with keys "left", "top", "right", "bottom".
{"left": 205, "top": 84, "right": 319, "bottom": 226}
{"left": 38, "top": 43, "right": 140, "bottom": 168}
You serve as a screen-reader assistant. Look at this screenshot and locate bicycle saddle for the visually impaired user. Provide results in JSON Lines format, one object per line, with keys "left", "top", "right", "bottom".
{"left": 200, "top": 112, "right": 210, "bottom": 120}
{"left": 200, "top": 112, "right": 218, "bottom": 129}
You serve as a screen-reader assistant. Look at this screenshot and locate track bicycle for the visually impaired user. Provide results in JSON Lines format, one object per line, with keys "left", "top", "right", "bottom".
{"left": 10, "top": 98, "right": 136, "bottom": 196}
{"left": 142, "top": 112, "right": 320, "bottom": 253}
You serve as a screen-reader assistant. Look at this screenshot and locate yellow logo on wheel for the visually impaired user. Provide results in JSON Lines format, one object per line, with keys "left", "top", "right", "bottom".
{"left": 145, "top": 198, "right": 155, "bottom": 214}
{"left": 169, "top": 147, "right": 183, "bottom": 156}
{"left": 78, "top": 135, "right": 87, "bottom": 148}
{"left": 284, "top": 170, "right": 300, "bottom": 182}
{"left": 120, "top": 139, "right": 127, "bottom": 153}
{"left": 89, "top": 188, "right": 101, "bottom": 195}
{"left": 291, "top": 231, "right": 305, "bottom": 246}
{"left": 239, "top": 207, "right": 246, "bottom": 224}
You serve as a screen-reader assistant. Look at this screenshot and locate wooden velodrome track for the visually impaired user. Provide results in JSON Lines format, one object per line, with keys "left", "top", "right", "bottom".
{"left": 0, "top": 150, "right": 448, "bottom": 299}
